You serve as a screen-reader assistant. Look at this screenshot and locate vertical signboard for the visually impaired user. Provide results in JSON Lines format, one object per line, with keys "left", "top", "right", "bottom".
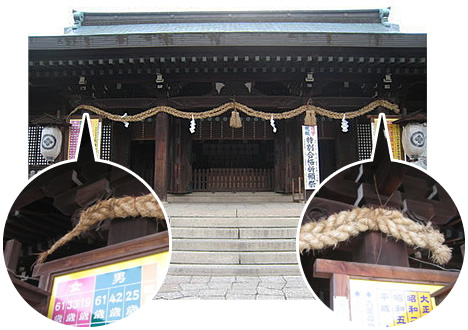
{"left": 48, "top": 252, "right": 168, "bottom": 327}
{"left": 302, "top": 125, "right": 320, "bottom": 190}
{"left": 349, "top": 279, "right": 442, "bottom": 327}
{"left": 68, "top": 118, "right": 102, "bottom": 159}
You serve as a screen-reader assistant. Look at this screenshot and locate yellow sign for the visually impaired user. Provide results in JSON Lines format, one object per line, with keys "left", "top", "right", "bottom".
{"left": 372, "top": 118, "right": 404, "bottom": 160}
{"left": 48, "top": 252, "right": 169, "bottom": 327}
{"left": 68, "top": 118, "right": 102, "bottom": 159}
{"left": 349, "top": 278, "right": 443, "bottom": 327}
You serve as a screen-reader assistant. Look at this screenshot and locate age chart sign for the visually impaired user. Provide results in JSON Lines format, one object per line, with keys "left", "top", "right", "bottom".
{"left": 48, "top": 252, "right": 169, "bottom": 327}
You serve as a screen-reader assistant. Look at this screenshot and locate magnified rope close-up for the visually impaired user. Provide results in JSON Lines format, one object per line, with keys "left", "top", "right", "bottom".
{"left": 35, "top": 194, "right": 165, "bottom": 265}
{"left": 299, "top": 207, "right": 452, "bottom": 265}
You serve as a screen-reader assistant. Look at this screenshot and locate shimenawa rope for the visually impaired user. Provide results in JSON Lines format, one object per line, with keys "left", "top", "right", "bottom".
{"left": 299, "top": 207, "right": 452, "bottom": 265}
{"left": 67, "top": 99, "right": 399, "bottom": 123}
{"left": 35, "top": 194, "right": 164, "bottom": 265}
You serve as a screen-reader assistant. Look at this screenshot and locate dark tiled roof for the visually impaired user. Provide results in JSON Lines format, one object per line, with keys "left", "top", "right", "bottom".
{"left": 29, "top": 9, "right": 426, "bottom": 50}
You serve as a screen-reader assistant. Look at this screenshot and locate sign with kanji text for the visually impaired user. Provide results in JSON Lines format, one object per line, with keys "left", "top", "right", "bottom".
{"left": 371, "top": 118, "right": 404, "bottom": 160}
{"left": 349, "top": 278, "right": 443, "bottom": 327}
{"left": 48, "top": 252, "right": 169, "bottom": 327}
{"left": 68, "top": 118, "right": 102, "bottom": 159}
{"left": 302, "top": 125, "right": 320, "bottom": 190}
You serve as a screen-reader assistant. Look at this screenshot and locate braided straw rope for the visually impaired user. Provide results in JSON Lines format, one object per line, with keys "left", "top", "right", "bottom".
{"left": 299, "top": 207, "right": 452, "bottom": 265}
{"left": 36, "top": 194, "right": 164, "bottom": 265}
{"left": 67, "top": 99, "right": 399, "bottom": 122}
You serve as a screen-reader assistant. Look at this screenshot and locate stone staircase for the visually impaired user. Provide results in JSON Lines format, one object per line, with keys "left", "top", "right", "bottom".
{"left": 167, "top": 192, "right": 294, "bottom": 203}
{"left": 166, "top": 202, "right": 303, "bottom": 276}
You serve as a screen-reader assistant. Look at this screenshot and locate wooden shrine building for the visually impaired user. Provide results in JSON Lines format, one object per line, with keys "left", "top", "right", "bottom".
{"left": 28, "top": 8, "right": 427, "bottom": 200}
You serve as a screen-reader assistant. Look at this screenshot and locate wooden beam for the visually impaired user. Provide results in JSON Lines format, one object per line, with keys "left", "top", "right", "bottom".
{"left": 302, "top": 197, "right": 354, "bottom": 224}
{"left": 313, "top": 258, "right": 458, "bottom": 284}
{"left": 10, "top": 187, "right": 45, "bottom": 212}
{"left": 355, "top": 183, "right": 402, "bottom": 208}
{"left": 107, "top": 218, "right": 159, "bottom": 245}
{"left": 52, "top": 178, "right": 111, "bottom": 216}
{"left": 33, "top": 231, "right": 169, "bottom": 291}
{"left": 87, "top": 96, "right": 383, "bottom": 111}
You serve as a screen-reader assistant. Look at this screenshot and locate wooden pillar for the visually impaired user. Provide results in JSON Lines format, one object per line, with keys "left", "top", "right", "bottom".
{"left": 353, "top": 231, "right": 409, "bottom": 267}
{"left": 58, "top": 125, "right": 69, "bottom": 162}
{"left": 170, "top": 118, "right": 192, "bottom": 194}
{"left": 4, "top": 239, "right": 22, "bottom": 272}
{"left": 154, "top": 113, "right": 169, "bottom": 201}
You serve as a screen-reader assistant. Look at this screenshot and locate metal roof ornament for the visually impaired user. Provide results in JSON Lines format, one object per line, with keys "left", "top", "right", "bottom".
{"left": 379, "top": 7, "right": 391, "bottom": 27}
{"left": 72, "top": 11, "right": 84, "bottom": 30}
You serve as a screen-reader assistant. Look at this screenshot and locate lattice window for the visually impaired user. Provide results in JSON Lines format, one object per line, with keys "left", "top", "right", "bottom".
{"left": 28, "top": 126, "right": 48, "bottom": 167}
{"left": 357, "top": 123, "right": 373, "bottom": 160}
{"left": 100, "top": 122, "right": 112, "bottom": 161}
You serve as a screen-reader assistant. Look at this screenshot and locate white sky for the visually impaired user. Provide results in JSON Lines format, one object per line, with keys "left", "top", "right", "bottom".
{"left": 23, "top": 0, "right": 429, "bottom": 35}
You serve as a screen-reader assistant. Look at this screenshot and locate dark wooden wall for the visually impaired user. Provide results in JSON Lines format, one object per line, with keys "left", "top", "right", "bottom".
{"left": 274, "top": 118, "right": 303, "bottom": 193}
{"left": 169, "top": 118, "right": 193, "bottom": 194}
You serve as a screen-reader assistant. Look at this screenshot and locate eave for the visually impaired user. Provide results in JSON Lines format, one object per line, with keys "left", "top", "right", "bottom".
{"left": 29, "top": 31, "right": 426, "bottom": 51}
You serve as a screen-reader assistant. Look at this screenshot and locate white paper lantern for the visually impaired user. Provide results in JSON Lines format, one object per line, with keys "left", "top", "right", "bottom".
{"left": 401, "top": 122, "right": 426, "bottom": 159}
{"left": 40, "top": 126, "right": 63, "bottom": 162}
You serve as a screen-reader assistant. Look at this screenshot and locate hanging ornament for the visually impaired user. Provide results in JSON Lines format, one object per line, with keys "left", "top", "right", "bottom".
{"left": 40, "top": 126, "right": 63, "bottom": 163}
{"left": 229, "top": 110, "right": 242, "bottom": 128}
{"left": 121, "top": 113, "right": 129, "bottom": 128}
{"left": 303, "top": 110, "right": 317, "bottom": 126}
{"left": 189, "top": 115, "right": 196, "bottom": 134}
{"left": 270, "top": 115, "right": 277, "bottom": 133}
{"left": 341, "top": 113, "right": 349, "bottom": 133}
{"left": 401, "top": 122, "right": 426, "bottom": 159}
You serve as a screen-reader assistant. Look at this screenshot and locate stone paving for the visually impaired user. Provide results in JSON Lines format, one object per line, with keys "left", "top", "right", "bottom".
{"left": 155, "top": 275, "right": 315, "bottom": 300}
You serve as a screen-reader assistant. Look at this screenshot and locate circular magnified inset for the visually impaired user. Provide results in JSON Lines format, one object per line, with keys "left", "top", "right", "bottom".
{"left": 3, "top": 116, "right": 171, "bottom": 327}
{"left": 297, "top": 118, "right": 463, "bottom": 327}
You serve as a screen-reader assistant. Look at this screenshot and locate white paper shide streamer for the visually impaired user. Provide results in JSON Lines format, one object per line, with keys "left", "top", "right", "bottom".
{"left": 341, "top": 113, "right": 349, "bottom": 133}
{"left": 121, "top": 113, "right": 129, "bottom": 128}
{"left": 189, "top": 115, "right": 196, "bottom": 134}
{"left": 270, "top": 115, "right": 277, "bottom": 133}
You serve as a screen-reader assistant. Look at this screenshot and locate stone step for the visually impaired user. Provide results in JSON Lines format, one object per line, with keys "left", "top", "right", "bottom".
{"left": 172, "top": 238, "right": 295, "bottom": 252}
{"left": 167, "top": 192, "right": 293, "bottom": 203}
{"left": 169, "top": 217, "right": 300, "bottom": 228}
{"left": 166, "top": 264, "right": 303, "bottom": 276}
{"left": 163, "top": 203, "right": 305, "bottom": 217}
{"left": 240, "top": 228, "right": 297, "bottom": 239}
{"left": 170, "top": 251, "right": 298, "bottom": 265}
{"left": 171, "top": 227, "right": 297, "bottom": 239}
{"left": 171, "top": 227, "right": 239, "bottom": 239}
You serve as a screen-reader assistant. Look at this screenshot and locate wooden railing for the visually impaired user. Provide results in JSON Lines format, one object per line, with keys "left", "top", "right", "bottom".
{"left": 193, "top": 168, "right": 274, "bottom": 192}
{"left": 291, "top": 177, "right": 305, "bottom": 202}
